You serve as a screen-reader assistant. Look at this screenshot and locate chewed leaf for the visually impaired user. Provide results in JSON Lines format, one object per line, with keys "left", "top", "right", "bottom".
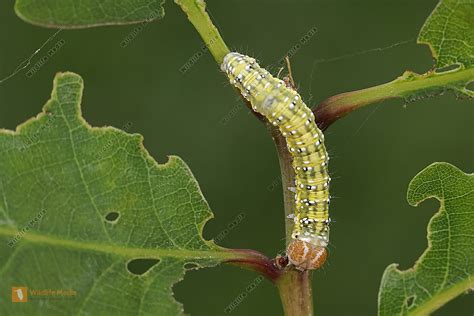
{"left": 14, "top": 0, "right": 165, "bottom": 28}
{"left": 416, "top": 0, "right": 474, "bottom": 98}
{"left": 418, "top": 0, "right": 474, "bottom": 69}
{"left": 0, "top": 72, "right": 236, "bottom": 315}
{"left": 315, "top": 0, "right": 473, "bottom": 128}
{"left": 378, "top": 163, "right": 474, "bottom": 316}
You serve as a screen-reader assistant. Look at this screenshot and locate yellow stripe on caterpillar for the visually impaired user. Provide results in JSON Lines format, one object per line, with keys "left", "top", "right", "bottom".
{"left": 221, "top": 52, "right": 331, "bottom": 270}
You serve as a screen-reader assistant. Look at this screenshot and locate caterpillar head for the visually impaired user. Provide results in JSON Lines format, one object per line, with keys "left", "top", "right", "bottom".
{"left": 286, "top": 239, "right": 327, "bottom": 270}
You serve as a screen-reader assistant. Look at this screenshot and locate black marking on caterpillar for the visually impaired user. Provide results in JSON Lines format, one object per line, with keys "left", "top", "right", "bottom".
{"left": 221, "top": 52, "right": 331, "bottom": 270}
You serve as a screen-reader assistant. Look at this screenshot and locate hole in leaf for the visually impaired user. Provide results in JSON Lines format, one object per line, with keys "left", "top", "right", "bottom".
{"left": 105, "top": 211, "right": 120, "bottom": 223}
{"left": 406, "top": 295, "right": 416, "bottom": 308}
{"left": 435, "top": 63, "right": 461, "bottom": 73}
{"left": 127, "top": 258, "right": 160, "bottom": 275}
{"left": 184, "top": 262, "right": 199, "bottom": 270}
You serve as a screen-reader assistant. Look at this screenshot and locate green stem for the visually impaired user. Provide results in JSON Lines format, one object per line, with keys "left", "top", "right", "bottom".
{"left": 270, "top": 127, "right": 295, "bottom": 243}
{"left": 276, "top": 270, "right": 314, "bottom": 316}
{"left": 174, "top": 1, "right": 314, "bottom": 315}
{"left": 315, "top": 68, "right": 474, "bottom": 129}
{"left": 174, "top": 0, "right": 229, "bottom": 64}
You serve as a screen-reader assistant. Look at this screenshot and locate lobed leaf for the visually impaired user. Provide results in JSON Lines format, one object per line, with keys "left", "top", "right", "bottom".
{"left": 396, "top": 0, "right": 474, "bottom": 100}
{"left": 415, "top": 0, "right": 474, "bottom": 98}
{"left": 378, "top": 163, "right": 474, "bottom": 316}
{"left": 315, "top": 0, "right": 474, "bottom": 129}
{"left": 0, "top": 72, "right": 235, "bottom": 315}
{"left": 419, "top": 0, "right": 474, "bottom": 69}
{"left": 14, "top": 0, "right": 165, "bottom": 28}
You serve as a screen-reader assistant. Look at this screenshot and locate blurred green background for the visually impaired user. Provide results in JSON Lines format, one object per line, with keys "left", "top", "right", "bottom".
{"left": 0, "top": 0, "right": 472, "bottom": 315}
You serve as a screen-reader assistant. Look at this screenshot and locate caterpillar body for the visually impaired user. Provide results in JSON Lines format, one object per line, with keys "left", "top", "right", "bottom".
{"left": 221, "top": 52, "right": 330, "bottom": 270}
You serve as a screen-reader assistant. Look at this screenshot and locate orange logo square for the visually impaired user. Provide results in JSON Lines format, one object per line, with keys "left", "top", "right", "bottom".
{"left": 12, "top": 287, "right": 28, "bottom": 303}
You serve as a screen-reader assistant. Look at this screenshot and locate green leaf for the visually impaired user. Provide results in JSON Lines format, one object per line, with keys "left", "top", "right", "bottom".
{"left": 401, "top": 0, "right": 474, "bottom": 99}
{"left": 14, "top": 0, "right": 165, "bottom": 28}
{"left": 415, "top": 0, "right": 474, "bottom": 98}
{"left": 378, "top": 163, "right": 474, "bottom": 316}
{"left": 0, "top": 72, "right": 235, "bottom": 315}
{"left": 419, "top": 0, "right": 474, "bottom": 69}
{"left": 315, "top": 0, "right": 473, "bottom": 128}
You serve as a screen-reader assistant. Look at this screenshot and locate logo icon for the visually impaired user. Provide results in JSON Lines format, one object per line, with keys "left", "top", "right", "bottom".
{"left": 12, "top": 287, "right": 28, "bottom": 303}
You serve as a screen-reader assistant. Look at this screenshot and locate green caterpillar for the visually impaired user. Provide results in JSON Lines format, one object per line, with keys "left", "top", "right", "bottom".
{"left": 221, "top": 52, "right": 330, "bottom": 270}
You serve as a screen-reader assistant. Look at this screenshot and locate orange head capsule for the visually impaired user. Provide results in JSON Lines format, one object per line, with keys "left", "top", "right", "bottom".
{"left": 287, "top": 239, "right": 327, "bottom": 270}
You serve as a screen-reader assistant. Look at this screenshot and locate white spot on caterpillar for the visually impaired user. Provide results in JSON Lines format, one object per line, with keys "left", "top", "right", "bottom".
{"left": 221, "top": 53, "right": 331, "bottom": 267}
